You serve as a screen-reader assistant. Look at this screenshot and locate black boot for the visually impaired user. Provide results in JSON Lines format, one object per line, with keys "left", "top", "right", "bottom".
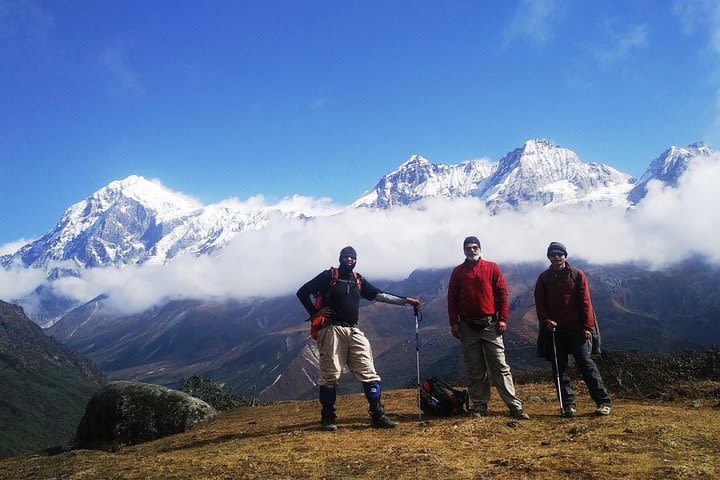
{"left": 319, "top": 386, "right": 337, "bottom": 431}
{"left": 363, "top": 382, "right": 396, "bottom": 429}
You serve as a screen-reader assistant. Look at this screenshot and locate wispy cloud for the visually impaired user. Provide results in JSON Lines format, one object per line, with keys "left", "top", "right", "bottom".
{"left": 310, "top": 98, "right": 327, "bottom": 110}
{"left": 99, "top": 40, "right": 145, "bottom": 96}
{"left": 0, "top": 0, "right": 53, "bottom": 37}
{"left": 589, "top": 21, "right": 648, "bottom": 70}
{"left": 0, "top": 266, "right": 46, "bottom": 300}
{"left": 0, "top": 238, "right": 32, "bottom": 256}
{"left": 4, "top": 152, "right": 711, "bottom": 314}
{"left": 674, "top": 0, "right": 720, "bottom": 53}
{"left": 673, "top": 1, "right": 720, "bottom": 145}
{"left": 504, "top": 0, "right": 568, "bottom": 46}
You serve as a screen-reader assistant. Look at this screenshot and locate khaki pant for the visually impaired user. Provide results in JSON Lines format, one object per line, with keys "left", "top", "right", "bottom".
{"left": 317, "top": 325, "right": 381, "bottom": 387}
{"left": 460, "top": 321, "right": 523, "bottom": 411}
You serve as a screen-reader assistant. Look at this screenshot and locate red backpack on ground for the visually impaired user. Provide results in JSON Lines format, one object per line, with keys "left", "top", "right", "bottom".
{"left": 309, "top": 267, "right": 362, "bottom": 339}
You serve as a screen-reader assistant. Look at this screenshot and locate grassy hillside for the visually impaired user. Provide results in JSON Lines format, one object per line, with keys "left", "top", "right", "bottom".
{"left": 0, "top": 300, "right": 105, "bottom": 458}
{"left": 1, "top": 381, "right": 718, "bottom": 479}
{"left": 0, "top": 360, "right": 100, "bottom": 458}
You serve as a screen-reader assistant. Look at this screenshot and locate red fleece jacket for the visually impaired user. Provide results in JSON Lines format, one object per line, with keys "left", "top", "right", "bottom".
{"left": 447, "top": 259, "right": 509, "bottom": 327}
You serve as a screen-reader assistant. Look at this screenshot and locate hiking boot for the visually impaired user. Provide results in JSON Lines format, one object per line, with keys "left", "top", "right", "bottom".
{"left": 595, "top": 404, "right": 612, "bottom": 416}
{"left": 320, "top": 414, "right": 337, "bottom": 431}
{"left": 370, "top": 414, "right": 397, "bottom": 429}
{"left": 468, "top": 408, "right": 487, "bottom": 418}
{"left": 509, "top": 409, "right": 530, "bottom": 420}
{"left": 562, "top": 405, "right": 577, "bottom": 418}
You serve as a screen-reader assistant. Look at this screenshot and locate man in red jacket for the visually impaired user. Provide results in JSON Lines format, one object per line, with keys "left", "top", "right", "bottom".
{"left": 534, "top": 241, "right": 612, "bottom": 417}
{"left": 448, "top": 236, "right": 529, "bottom": 419}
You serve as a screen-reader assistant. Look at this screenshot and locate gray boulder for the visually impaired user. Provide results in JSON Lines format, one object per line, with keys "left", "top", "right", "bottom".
{"left": 75, "top": 381, "right": 216, "bottom": 450}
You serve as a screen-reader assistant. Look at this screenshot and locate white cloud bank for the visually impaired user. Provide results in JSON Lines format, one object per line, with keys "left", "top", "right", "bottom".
{"left": 2, "top": 153, "right": 720, "bottom": 314}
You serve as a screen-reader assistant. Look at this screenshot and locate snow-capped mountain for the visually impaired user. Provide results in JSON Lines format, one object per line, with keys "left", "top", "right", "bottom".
{"left": 353, "top": 140, "right": 635, "bottom": 211}
{"left": 479, "top": 139, "right": 635, "bottom": 212}
{"left": 1, "top": 176, "right": 319, "bottom": 271}
{"left": 3, "top": 140, "right": 714, "bottom": 275}
{"left": 627, "top": 142, "right": 713, "bottom": 204}
{"left": 351, "top": 155, "right": 497, "bottom": 208}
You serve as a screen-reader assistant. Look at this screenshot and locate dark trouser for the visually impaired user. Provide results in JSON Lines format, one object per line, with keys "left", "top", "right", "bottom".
{"left": 319, "top": 386, "right": 336, "bottom": 419}
{"left": 552, "top": 329, "right": 611, "bottom": 407}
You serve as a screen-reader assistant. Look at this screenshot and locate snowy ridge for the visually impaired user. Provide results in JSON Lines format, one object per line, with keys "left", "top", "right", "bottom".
{"left": 2, "top": 140, "right": 714, "bottom": 274}
{"left": 1, "top": 176, "right": 334, "bottom": 270}
{"left": 627, "top": 142, "right": 713, "bottom": 204}
{"left": 480, "top": 139, "right": 635, "bottom": 211}
{"left": 353, "top": 140, "right": 636, "bottom": 212}
{"left": 351, "top": 154, "right": 497, "bottom": 208}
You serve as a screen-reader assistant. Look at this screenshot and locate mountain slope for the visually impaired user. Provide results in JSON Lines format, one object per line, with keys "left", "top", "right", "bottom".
{"left": 44, "top": 259, "right": 720, "bottom": 403}
{"left": 352, "top": 140, "right": 635, "bottom": 211}
{"left": 627, "top": 141, "right": 714, "bottom": 204}
{"left": 0, "top": 176, "right": 319, "bottom": 271}
{"left": 351, "top": 155, "right": 496, "bottom": 208}
{"left": 478, "top": 139, "right": 634, "bottom": 211}
{"left": 0, "top": 300, "right": 105, "bottom": 458}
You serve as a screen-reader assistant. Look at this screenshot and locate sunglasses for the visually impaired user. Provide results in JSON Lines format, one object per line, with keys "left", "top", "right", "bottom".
{"left": 548, "top": 252, "right": 565, "bottom": 258}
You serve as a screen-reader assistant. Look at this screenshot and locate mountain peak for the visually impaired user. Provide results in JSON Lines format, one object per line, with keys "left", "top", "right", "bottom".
{"left": 628, "top": 142, "right": 715, "bottom": 204}
{"left": 523, "top": 138, "right": 556, "bottom": 149}
{"left": 98, "top": 175, "right": 202, "bottom": 216}
{"left": 398, "top": 155, "right": 431, "bottom": 169}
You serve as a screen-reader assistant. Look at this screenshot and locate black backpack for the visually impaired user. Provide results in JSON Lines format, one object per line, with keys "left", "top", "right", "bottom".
{"left": 418, "top": 377, "right": 470, "bottom": 416}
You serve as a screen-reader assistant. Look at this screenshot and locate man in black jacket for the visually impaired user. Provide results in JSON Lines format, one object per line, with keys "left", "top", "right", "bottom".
{"left": 297, "top": 246, "right": 420, "bottom": 431}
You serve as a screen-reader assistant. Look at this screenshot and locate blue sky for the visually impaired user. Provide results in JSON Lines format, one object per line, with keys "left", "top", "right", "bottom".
{"left": 1, "top": 0, "right": 718, "bottom": 245}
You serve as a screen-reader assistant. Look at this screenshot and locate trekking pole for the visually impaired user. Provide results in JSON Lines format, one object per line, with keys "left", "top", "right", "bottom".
{"left": 551, "top": 329, "right": 565, "bottom": 416}
{"left": 414, "top": 305, "right": 422, "bottom": 420}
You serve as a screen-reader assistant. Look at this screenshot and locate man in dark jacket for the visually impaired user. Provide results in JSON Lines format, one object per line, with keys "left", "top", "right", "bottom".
{"left": 447, "top": 236, "right": 529, "bottom": 420}
{"left": 297, "top": 246, "right": 421, "bottom": 431}
{"left": 534, "top": 241, "right": 612, "bottom": 417}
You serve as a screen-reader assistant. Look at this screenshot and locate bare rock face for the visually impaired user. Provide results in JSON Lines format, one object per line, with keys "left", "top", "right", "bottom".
{"left": 75, "top": 381, "right": 216, "bottom": 450}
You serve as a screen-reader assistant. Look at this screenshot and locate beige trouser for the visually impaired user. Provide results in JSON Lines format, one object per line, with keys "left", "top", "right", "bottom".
{"left": 317, "top": 325, "right": 381, "bottom": 387}
{"left": 460, "top": 320, "right": 523, "bottom": 411}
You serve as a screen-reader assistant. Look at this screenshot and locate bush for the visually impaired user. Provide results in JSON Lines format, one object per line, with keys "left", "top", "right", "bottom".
{"left": 178, "top": 374, "right": 258, "bottom": 411}
{"left": 596, "top": 347, "right": 720, "bottom": 398}
{"left": 515, "top": 347, "right": 720, "bottom": 399}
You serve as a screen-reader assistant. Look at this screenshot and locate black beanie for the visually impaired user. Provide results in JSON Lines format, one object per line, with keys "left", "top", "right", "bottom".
{"left": 339, "top": 246, "right": 357, "bottom": 261}
{"left": 463, "top": 236, "right": 481, "bottom": 249}
{"left": 547, "top": 241, "right": 568, "bottom": 257}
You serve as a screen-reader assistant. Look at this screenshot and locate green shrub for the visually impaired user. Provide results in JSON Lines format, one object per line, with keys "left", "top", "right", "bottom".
{"left": 178, "top": 374, "right": 258, "bottom": 411}
{"left": 514, "top": 347, "right": 720, "bottom": 399}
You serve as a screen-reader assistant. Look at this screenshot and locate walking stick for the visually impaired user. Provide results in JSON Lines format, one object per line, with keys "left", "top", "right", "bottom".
{"left": 551, "top": 329, "right": 565, "bottom": 416}
{"left": 414, "top": 305, "right": 422, "bottom": 419}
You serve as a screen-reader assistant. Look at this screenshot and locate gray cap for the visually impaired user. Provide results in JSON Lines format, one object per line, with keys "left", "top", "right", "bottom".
{"left": 547, "top": 241, "right": 567, "bottom": 257}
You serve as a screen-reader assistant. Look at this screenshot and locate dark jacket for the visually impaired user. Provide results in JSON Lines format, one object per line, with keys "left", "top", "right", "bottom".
{"left": 534, "top": 263, "right": 601, "bottom": 360}
{"left": 296, "top": 268, "right": 381, "bottom": 326}
{"left": 534, "top": 262, "right": 594, "bottom": 332}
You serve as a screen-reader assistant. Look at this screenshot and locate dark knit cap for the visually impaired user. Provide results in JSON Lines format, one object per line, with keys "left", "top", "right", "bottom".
{"left": 547, "top": 241, "right": 568, "bottom": 257}
{"left": 463, "top": 236, "right": 481, "bottom": 249}
{"left": 339, "top": 246, "right": 357, "bottom": 260}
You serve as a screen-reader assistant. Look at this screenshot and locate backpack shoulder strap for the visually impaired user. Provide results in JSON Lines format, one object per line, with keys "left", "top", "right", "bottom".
{"left": 352, "top": 272, "right": 362, "bottom": 290}
{"left": 328, "top": 267, "right": 339, "bottom": 286}
{"left": 569, "top": 267, "right": 582, "bottom": 298}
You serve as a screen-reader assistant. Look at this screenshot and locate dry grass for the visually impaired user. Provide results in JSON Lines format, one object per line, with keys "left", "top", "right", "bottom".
{"left": 2, "top": 382, "right": 719, "bottom": 480}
